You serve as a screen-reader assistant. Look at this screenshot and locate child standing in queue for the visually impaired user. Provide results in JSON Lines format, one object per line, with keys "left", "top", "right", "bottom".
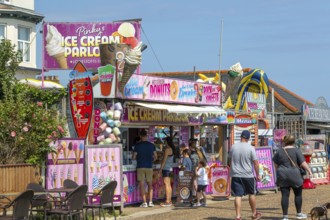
{"left": 194, "top": 160, "right": 208, "bottom": 207}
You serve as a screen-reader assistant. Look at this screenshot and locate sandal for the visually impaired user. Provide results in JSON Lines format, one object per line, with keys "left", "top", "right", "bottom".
{"left": 252, "top": 211, "right": 262, "bottom": 219}
{"left": 235, "top": 218, "right": 242, "bottom": 220}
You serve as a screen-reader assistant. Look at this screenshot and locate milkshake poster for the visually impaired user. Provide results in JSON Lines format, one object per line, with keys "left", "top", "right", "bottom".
{"left": 86, "top": 145, "right": 123, "bottom": 204}
{"left": 123, "top": 74, "right": 221, "bottom": 105}
{"left": 43, "top": 20, "right": 141, "bottom": 70}
{"left": 46, "top": 138, "right": 85, "bottom": 189}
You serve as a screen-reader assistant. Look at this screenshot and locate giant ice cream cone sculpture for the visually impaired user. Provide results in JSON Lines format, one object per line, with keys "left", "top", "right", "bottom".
{"left": 119, "top": 42, "right": 143, "bottom": 95}
{"left": 46, "top": 24, "right": 68, "bottom": 69}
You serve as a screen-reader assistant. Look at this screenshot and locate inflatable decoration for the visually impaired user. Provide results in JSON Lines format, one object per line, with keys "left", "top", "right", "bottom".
{"left": 197, "top": 73, "right": 227, "bottom": 91}
{"left": 235, "top": 68, "right": 269, "bottom": 110}
{"left": 19, "top": 78, "right": 64, "bottom": 89}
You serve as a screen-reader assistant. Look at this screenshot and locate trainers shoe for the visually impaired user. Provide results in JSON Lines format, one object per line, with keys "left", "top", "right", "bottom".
{"left": 160, "top": 201, "right": 172, "bottom": 207}
{"left": 139, "top": 202, "right": 148, "bottom": 208}
{"left": 193, "top": 202, "right": 201, "bottom": 207}
{"left": 148, "top": 201, "right": 154, "bottom": 207}
{"left": 201, "top": 203, "right": 207, "bottom": 207}
{"left": 282, "top": 215, "right": 289, "bottom": 220}
{"left": 296, "top": 213, "right": 307, "bottom": 219}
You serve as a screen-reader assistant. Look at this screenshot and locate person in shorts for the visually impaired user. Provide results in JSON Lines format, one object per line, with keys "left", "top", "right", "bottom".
{"left": 228, "top": 130, "right": 261, "bottom": 220}
{"left": 132, "top": 129, "right": 157, "bottom": 208}
{"left": 193, "top": 160, "right": 208, "bottom": 207}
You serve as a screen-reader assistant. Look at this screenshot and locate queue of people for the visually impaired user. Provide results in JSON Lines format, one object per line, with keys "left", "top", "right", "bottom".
{"left": 132, "top": 128, "right": 311, "bottom": 220}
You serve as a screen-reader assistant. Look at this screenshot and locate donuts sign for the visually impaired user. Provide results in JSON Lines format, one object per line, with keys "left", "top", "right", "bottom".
{"left": 124, "top": 74, "right": 221, "bottom": 105}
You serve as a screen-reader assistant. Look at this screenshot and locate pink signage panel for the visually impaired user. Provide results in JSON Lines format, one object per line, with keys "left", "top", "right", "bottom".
{"left": 255, "top": 147, "right": 277, "bottom": 190}
{"left": 123, "top": 74, "right": 221, "bottom": 105}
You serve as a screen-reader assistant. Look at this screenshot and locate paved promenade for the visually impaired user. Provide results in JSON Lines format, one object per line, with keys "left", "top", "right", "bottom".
{"left": 120, "top": 184, "right": 330, "bottom": 220}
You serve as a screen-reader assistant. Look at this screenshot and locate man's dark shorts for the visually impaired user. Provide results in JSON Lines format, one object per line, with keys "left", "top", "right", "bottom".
{"left": 197, "top": 185, "right": 207, "bottom": 192}
{"left": 231, "top": 177, "right": 257, "bottom": 196}
{"left": 162, "top": 170, "right": 171, "bottom": 177}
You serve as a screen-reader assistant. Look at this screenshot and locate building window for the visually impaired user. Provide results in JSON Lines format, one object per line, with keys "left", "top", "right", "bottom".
{"left": 18, "top": 26, "right": 30, "bottom": 62}
{"left": 4, "top": 0, "right": 11, "bottom": 4}
{"left": 0, "top": 24, "right": 5, "bottom": 40}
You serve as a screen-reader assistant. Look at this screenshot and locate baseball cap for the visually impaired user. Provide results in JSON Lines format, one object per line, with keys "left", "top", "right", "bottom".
{"left": 241, "top": 130, "right": 250, "bottom": 139}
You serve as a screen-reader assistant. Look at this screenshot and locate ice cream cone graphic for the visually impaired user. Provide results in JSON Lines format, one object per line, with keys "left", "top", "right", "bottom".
{"left": 53, "top": 52, "right": 68, "bottom": 69}
{"left": 74, "top": 169, "right": 78, "bottom": 182}
{"left": 93, "top": 152, "right": 96, "bottom": 162}
{"left": 77, "top": 149, "right": 83, "bottom": 164}
{"left": 99, "top": 152, "right": 103, "bottom": 162}
{"left": 108, "top": 162, "right": 112, "bottom": 171}
{"left": 105, "top": 151, "right": 109, "bottom": 162}
{"left": 119, "top": 42, "right": 142, "bottom": 95}
{"left": 46, "top": 24, "right": 68, "bottom": 69}
{"left": 90, "top": 163, "right": 94, "bottom": 173}
{"left": 51, "top": 152, "right": 57, "bottom": 165}
{"left": 53, "top": 179, "right": 57, "bottom": 188}
{"left": 96, "top": 162, "right": 100, "bottom": 173}
{"left": 74, "top": 149, "right": 79, "bottom": 163}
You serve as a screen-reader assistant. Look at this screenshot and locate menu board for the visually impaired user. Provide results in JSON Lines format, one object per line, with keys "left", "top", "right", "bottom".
{"left": 86, "top": 144, "right": 123, "bottom": 205}
{"left": 46, "top": 138, "right": 85, "bottom": 189}
{"left": 255, "top": 147, "right": 277, "bottom": 190}
{"left": 211, "top": 166, "right": 230, "bottom": 197}
{"left": 176, "top": 171, "right": 194, "bottom": 205}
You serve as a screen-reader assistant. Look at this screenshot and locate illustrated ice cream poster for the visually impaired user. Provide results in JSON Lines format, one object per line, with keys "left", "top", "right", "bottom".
{"left": 211, "top": 166, "right": 230, "bottom": 197}
{"left": 69, "top": 62, "right": 94, "bottom": 139}
{"left": 123, "top": 74, "right": 221, "bottom": 105}
{"left": 43, "top": 21, "right": 141, "bottom": 70}
{"left": 255, "top": 147, "right": 277, "bottom": 190}
{"left": 46, "top": 138, "right": 85, "bottom": 189}
{"left": 86, "top": 145, "right": 122, "bottom": 204}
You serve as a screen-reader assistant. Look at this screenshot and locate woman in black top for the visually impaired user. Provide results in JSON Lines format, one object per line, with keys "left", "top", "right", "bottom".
{"left": 273, "top": 135, "right": 312, "bottom": 220}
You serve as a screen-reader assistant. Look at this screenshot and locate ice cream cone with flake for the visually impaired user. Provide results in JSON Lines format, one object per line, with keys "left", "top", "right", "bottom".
{"left": 119, "top": 42, "right": 143, "bottom": 95}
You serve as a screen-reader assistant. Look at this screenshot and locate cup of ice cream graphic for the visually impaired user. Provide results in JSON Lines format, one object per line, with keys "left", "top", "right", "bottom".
{"left": 46, "top": 24, "right": 68, "bottom": 69}
{"left": 98, "top": 64, "right": 115, "bottom": 96}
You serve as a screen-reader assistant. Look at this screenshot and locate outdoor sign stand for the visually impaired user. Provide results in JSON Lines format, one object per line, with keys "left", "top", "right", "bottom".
{"left": 85, "top": 144, "right": 124, "bottom": 213}
{"left": 175, "top": 171, "right": 194, "bottom": 207}
{"left": 211, "top": 166, "right": 231, "bottom": 200}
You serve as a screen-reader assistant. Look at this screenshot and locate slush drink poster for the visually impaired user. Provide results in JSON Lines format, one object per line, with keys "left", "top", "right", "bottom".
{"left": 43, "top": 21, "right": 141, "bottom": 70}
{"left": 69, "top": 62, "right": 93, "bottom": 139}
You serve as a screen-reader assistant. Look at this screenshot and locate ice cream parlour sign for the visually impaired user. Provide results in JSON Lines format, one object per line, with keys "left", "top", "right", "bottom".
{"left": 123, "top": 74, "right": 221, "bottom": 105}
{"left": 43, "top": 21, "right": 141, "bottom": 70}
{"left": 122, "top": 105, "right": 203, "bottom": 125}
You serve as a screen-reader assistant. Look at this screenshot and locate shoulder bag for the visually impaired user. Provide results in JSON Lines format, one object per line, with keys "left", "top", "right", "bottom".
{"left": 283, "top": 148, "right": 306, "bottom": 176}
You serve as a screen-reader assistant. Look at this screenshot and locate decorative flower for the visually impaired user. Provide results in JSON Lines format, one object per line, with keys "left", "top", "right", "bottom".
{"left": 10, "top": 131, "right": 16, "bottom": 137}
{"left": 37, "top": 102, "right": 43, "bottom": 107}
{"left": 22, "top": 126, "right": 29, "bottom": 132}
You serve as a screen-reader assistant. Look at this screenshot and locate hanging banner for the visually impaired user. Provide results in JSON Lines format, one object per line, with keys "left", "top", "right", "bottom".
{"left": 255, "top": 147, "right": 277, "bottom": 190}
{"left": 123, "top": 74, "right": 221, "bottom": 105}
{"left": 43, "top": 21, "right": 141, "bottom": 70}
{"left": 69, "top": 61, "right": 94, "bottom": 138}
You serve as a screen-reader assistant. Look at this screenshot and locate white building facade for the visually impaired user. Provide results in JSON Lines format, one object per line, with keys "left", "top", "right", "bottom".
{"left": 0, "top": 0, "right": 43, "bottom": 79}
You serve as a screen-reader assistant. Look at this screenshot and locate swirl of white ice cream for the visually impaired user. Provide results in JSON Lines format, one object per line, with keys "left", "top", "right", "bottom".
{"left": 125, "top": 42, "right": 142, "bottom": 65}
{"left": 46, "top": 24, "right": 65, "bottom": 56}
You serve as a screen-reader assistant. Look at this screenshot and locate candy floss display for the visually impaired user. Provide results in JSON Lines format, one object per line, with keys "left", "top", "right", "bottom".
{"left": 86, "top": 144, "right": 123, "bottom": 211}
{"left": 46, "top": 138, "right": 85, "bottom": 189}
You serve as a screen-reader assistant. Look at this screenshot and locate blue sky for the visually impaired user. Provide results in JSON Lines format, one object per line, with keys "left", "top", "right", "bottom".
{"left": 35, "top": 0, "right": 330, "bottom": 104}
